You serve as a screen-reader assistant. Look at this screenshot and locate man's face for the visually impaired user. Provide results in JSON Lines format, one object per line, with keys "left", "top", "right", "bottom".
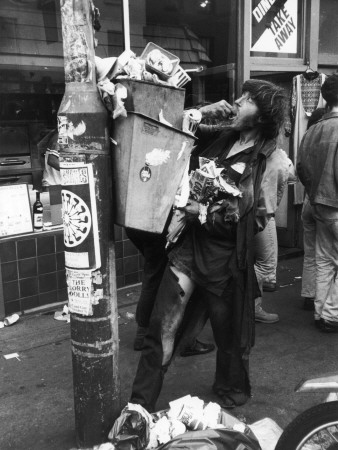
{"left": 229, "top": 91, "right": 260, "bottom": 131}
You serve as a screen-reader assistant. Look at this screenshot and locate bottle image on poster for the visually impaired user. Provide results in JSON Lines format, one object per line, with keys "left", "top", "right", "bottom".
{"left": 60, "top": 162, "right": 101, "bottom": 270}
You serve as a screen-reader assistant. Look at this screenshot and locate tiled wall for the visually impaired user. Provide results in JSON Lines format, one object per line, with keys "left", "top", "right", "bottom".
{"left": 114, "top": 225, "right": 144, "bottom": 289}
{"left": 0, "top": 226, "right": 143, "bottom": 316}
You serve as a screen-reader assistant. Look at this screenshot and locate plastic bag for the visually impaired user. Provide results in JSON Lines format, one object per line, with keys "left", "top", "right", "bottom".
{"left": 108, "top": 404, "right": 153, "bottom": 450}
{"left": 248, "top": 418, "right": 283, "bottom": 450}
{"left": 156, "top": 427, "right": 261, "bottom": 450}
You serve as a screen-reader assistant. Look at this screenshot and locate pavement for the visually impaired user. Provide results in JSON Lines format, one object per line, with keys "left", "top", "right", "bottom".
{"left": 1, "top": 253, "right": 338, "bottom": 450}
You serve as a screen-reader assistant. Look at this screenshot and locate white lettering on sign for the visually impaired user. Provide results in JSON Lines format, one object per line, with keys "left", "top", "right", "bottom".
{"left": 253, "top": 0, "right": 276, "bottom": 23}
{"left": 251, "top": 0, "right": 298, "bottom": 54}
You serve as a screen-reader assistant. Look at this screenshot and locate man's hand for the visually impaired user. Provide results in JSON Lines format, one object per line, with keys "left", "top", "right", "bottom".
{"left": 177, "top": 199, "right": 199, "bottom": 220}
{"left": 198, "top": 100, "right": 234, "bottom": 121}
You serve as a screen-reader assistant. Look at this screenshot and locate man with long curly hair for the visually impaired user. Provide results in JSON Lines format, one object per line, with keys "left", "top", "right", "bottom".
{"left": 130, "top": 79, "right": 291, "bottom": 412}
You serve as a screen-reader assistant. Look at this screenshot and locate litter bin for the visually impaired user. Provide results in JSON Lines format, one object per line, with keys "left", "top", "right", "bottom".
{"left": 117, "top": 79, "right": 185, "bottom": 128}
{"left": 112, "top": 112, "right": 196, "bottom": 233}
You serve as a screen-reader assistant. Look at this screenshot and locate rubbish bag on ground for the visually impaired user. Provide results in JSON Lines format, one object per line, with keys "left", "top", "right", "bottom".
{"left": 248, "top": 418, "right": 283, "bottom": 450}
{"left": 156, "top": 428, "right": 261, "bottom": 450}
{"left": 108, "top": 404, "right": 153, "bottom": 450}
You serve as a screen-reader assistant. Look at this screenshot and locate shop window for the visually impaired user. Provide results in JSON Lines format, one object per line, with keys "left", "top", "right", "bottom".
{"left": 318, "top": 0, "right": 338, "bottom": 66}
{"left": 39, "top": 0, "right": 59, "bottom": 44}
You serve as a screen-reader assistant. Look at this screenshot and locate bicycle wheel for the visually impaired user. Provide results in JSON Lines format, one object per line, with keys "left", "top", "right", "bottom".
{"left": 275, "top": 401, "right": 338, "bottom": 450}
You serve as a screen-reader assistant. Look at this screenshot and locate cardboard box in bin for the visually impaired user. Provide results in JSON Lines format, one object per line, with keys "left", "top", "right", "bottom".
{"left": 117, "top": 79, "right": 185, "bottom": 129}
{"left": 112, "top": 112, "right": 196, "bottom": 233}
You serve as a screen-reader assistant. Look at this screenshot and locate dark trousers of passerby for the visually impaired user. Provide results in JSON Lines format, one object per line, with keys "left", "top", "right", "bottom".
{"left": 126, "top": 227, "right": 168, "bottom": 328}
{"left": 130, "top": 264, "right": 249, "bottom": 412}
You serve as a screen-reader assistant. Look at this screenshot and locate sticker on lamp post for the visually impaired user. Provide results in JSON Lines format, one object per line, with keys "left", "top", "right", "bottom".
{"left": 60, "top": 162, "right": 101, "bottom": 270}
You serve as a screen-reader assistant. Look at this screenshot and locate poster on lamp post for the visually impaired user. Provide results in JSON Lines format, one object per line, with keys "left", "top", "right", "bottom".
{"left": 60, "top": 162, "right": 101, "bottom": 270}
{"left": 251, "top": 0, "right": 299, "bottom": 55}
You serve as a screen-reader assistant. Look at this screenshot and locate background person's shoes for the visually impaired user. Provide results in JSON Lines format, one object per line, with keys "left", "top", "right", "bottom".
{"left": 262, "top": 282, "right": 277, "bottom": 292}
{"left": 133, "top": 326, "right": 148, "bottom": 351}
{"left": 180, "top": 339, "right": 215, "bottom": 357}
{"left": 319, "top": 318, "right": 338, "bottom": 333}
{"left": 303, "top": 297, "right": 315, "bottom": 311}
{"left": 255, "top": 305, "right": 279, "bottom": 323}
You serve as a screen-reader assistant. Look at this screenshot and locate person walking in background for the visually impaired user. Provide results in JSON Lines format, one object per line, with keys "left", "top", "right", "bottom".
{"left": 299, "top": 108, "right": 326, "bottom": 311}
{"left": 130, "top": 79, "right": 290, "bottom": 412}
{"left": 298, "top": 74, "right": 338, "bottom": 332}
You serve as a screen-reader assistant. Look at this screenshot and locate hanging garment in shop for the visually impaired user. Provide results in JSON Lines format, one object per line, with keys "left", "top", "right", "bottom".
{"left": 291, "top": 72, "right": 326, "bottom": 204}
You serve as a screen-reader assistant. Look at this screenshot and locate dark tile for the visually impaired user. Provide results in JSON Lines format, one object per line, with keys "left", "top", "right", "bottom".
{"left": 3, "top": 281, "right": 19, "bottom": 302}
{"left": 19, "top": 277, "right": 38, "bottom": 298}
{"left": 55, "top": 232, "right": 64, "bottom": 252}
{"left": 39, "top": 273, "right": 57, "bottom": 293}
{"left": 115, "top": 258, "right": 123, "bottom": 277}
{"left": 37, "top": 235, "right": 55, "bottom": 256}
{"left": 123, "top": 239, "right": 139, "bottom": 257}
{"left": 114, "top": 225, "right": 123, "bottom": 241}
{"left": 0, "top": 241, "right": 17, "bottom": 263}
{"left": 56, "top": 252, "right": 65, "bottom": 271}
{"left": 138, "top": 271, "right": 143, "bottom": 283}
{"left": 18, "top": 258, "right": 37, "bottom": 279}
{"left": 116, "top": 275, "right": 124, "bottom": 289}
{"left": 124, "top": 255, "right": 139, "bottom": 274}
{"left": 115, "top": 241, "right": 123, "bottom": 259}
{"left": 21, "top": 295, "right": 39, "bottom": 311}
{"left": 4, "top": 300, "right": 20, "bottom": 315}
{"left": 122, "top": 228, "right": 129, "bottom": 240}
{"left": 57, "top": 270, "right": 67, "bottom": 290}
{"left": 1, "top": 261, "right": 18, "bottom": 282}
{"left": 17, "top": 239, "right": 36, "bottom": 259}
{"left": 138, "top": 254, "right": 144, "bottom": 270}
{"left": 38, "top": 254, "right": 56, "bottom": 274}
{"left": 39, "top": 290, "right": 58, "bottom": 306}
{"left": 124, "top": 272, "right": 139, "bottom": 286}
{"left": 57, "top": 288, "right": 68, "bottom": 302}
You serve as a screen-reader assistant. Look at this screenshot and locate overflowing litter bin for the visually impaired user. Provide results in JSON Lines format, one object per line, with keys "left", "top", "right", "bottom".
{"left": 112, "top": 112, "right": 195, "bottom": 233}
{"left": 117, "top": 79, "right": 186, "bottom": 128}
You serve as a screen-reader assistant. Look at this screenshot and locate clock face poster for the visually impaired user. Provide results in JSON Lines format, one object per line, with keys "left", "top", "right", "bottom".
{"left": 251, "top": 0, "right": 299, "bottom": 55}
{"left": 60, "top": 162, "right": 101, "bottom": 271}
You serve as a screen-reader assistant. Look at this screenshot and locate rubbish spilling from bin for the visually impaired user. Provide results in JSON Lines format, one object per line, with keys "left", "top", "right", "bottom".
{"left": 95, "top": 43, "right": 203, "bottom": 233}
{"left": 77, "top": 394, "right": 284, "bottom": 450}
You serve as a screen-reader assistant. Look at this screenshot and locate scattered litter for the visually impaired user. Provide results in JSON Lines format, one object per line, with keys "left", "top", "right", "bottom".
{"left": 125, "top": 312, "right": 135, "bottom": 320}
{"left": 108, "top": 397, "right": 261, "bottom": 450}
{"left": 0, "top": 321, "right": 4, "bottom": 329}
{"left": 294, "top": 276, "right": 302, "bottom": 279}
{"left": 326, "top": 392, "right": 338, "bottom": 402}
{"left": 249, "top": 418, "right": 283, "bottom": 450}
{"left": 4, "top": 353, "right": 20, "bottom": 361}
{"left": 279, "top": 283, "right": 294, "bottom": 288}
{"left": 4, "top": 313, "right": 20, "bottom": 326}
{"left": 54, "top": 305, "right": 70, "bottom": 323}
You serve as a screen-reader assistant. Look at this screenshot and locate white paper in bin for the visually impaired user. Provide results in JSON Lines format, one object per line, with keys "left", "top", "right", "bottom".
{"left": 112, "top": 112, "right": 196, "bottom": 233}
{"left": 141, "top": 42, "right": 180, "bottom": 81}
{"left": 170, "top": 66, "right": 191, "bottom": 88}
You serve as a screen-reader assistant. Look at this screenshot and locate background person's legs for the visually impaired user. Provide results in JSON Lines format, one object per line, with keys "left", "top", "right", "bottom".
{"left": 314, "top": 205, "right": 338, "bottom": 330}
{"left": 301, "top": 195, "right": 316, "bottom": 310}
{"left": 253, "top": 217, "right": 279, "bottom": 323}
